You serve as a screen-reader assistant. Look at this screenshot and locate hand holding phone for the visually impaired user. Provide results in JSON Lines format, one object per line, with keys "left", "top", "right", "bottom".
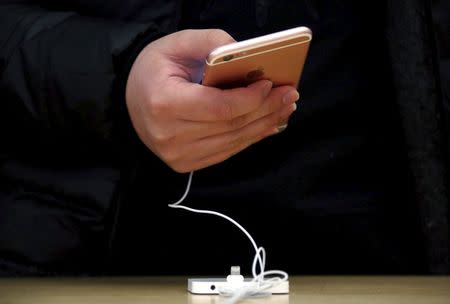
{"left": 203, "top": 27, "right": 312, "bottom": 88}
{"left": 126, "top": 29, "right": 300, "bottom": 172}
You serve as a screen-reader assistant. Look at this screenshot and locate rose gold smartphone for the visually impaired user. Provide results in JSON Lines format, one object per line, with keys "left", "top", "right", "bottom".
{"left": 202, "top": 26, "right": 312, "bottom": 88}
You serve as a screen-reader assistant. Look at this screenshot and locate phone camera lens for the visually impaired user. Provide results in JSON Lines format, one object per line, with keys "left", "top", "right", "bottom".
{"left": 223, "top": 55, "right": 234, "bottom": 61}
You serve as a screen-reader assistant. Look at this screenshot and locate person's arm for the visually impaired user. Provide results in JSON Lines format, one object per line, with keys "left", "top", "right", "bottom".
{"left": 0, "top": 2, "right": 300, "bottom": 171}
{"left": 0, "top": 2, "right": 163, "bottom": 153}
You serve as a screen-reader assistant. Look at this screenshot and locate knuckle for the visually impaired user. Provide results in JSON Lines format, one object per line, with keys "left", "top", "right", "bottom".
{"left": 206, "top": 29, "right": 232, "bottom": 44}
{"left": 147, "top": 96, "right": 170, "bottom": 117}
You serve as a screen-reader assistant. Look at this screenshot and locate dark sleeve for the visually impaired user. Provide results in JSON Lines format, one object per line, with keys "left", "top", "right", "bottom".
{"left": 432, "top": 0, "right": 450, "bottom": 151}
{"left": 0, "top": 3, "right": 165, "bottom": 155}
{"left": 432, "top": 0, "right": 450, "bottom": 88}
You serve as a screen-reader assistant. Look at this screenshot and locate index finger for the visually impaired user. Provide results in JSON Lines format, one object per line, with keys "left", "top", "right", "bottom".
{"left": 168, "top": 79, "right": 273, "bottom": 122}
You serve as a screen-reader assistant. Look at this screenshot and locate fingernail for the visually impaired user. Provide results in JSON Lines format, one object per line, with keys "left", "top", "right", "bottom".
{"left": 277, "top": 124, "right": 288, "bottom": 132}
{"left": 282, "top": 90, "right": 300, "bottom": 104}
{"left": 281, "top": 103, "right": 297, "bottom": 118}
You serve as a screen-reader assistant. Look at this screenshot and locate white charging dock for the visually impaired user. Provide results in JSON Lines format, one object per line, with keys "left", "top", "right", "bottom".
{"left": 188, "top": 266, "right": 289, "bottom": 295}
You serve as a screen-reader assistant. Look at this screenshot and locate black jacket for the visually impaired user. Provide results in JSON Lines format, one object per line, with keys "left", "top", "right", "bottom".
{"left": 0, "top": 0, "right": 449, "bottom": 275}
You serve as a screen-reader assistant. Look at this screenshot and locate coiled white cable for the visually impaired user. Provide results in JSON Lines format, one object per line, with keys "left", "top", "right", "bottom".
{"left": 168, "top": 171, "right": 288, "bottom": 304}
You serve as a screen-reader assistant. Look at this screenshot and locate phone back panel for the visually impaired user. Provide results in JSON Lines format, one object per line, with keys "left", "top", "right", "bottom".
{"left": 202, "top": 37, "right": 311, "bottom": 88}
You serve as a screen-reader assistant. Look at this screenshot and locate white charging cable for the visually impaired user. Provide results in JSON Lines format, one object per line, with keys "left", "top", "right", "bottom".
{"left": 168, "top": 171, "right": 288, "bottom": 304}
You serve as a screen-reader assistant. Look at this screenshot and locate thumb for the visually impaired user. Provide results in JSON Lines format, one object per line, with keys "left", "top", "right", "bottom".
{"left": 173, "top": 29, "right": 236, "bottom": 61}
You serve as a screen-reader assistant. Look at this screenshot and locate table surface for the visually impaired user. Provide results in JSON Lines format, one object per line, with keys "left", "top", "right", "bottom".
{"left": 0, "top": 276, "right": 449, "bottom": 304}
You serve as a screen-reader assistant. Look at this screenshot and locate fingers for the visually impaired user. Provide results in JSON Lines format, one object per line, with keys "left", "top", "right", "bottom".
{"left": 167, "top": 78, "right": 299, "bottom": 122}
{"left": 165, "top": 79, "right": 274, "bottom": 121}
{"left": 178, "top": 85, "right": 299, "bottom": 139}
{"left": 169, "top": 103, "right": 297, "bottom": 172}
{"left": 195, "top": 103, "right": 296, "bottom": 156}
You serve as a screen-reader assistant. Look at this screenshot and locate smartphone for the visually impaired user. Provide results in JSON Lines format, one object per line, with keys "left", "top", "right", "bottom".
{"left": 202, "top": 26, "right": 312, "bottom": 88}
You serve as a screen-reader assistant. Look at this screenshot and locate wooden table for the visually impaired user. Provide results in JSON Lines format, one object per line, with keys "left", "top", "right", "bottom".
{"left": 0, "top": 276, "right": 449, "bottom": 304}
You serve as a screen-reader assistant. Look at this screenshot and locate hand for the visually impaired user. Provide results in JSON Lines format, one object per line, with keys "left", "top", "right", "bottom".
{"left": 126, "top": 29, "right": 299, "bottom": 173}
